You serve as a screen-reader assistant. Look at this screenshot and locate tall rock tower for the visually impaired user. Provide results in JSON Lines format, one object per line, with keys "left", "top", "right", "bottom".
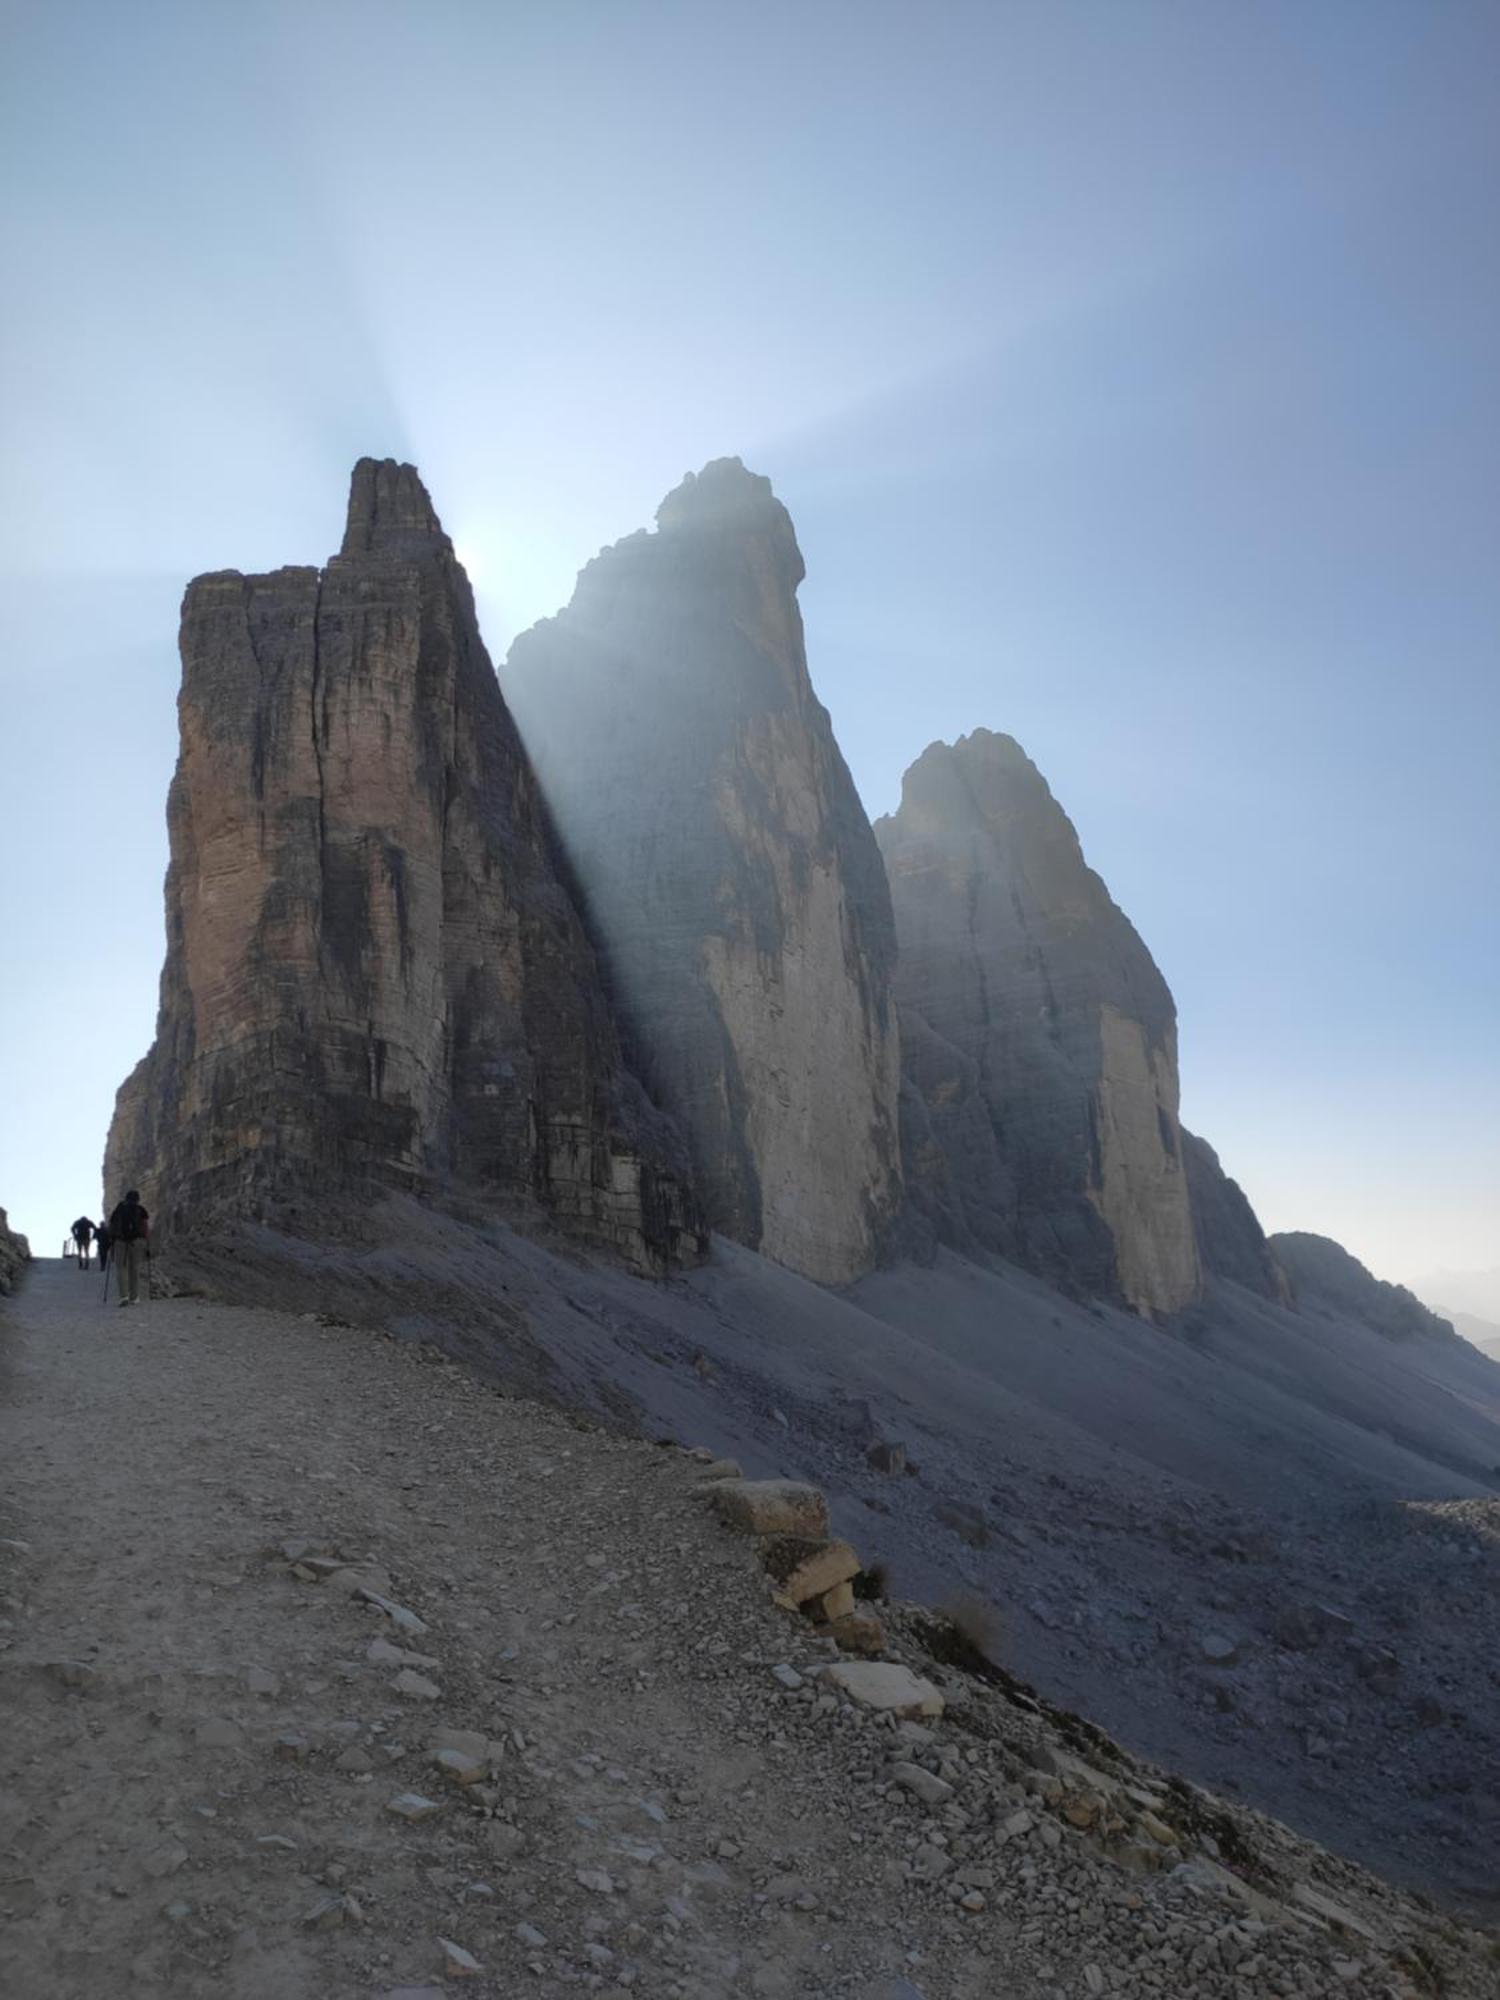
{"left": 106, "top": 459, "right": 698, "bottom": 1270}
{"left": 507, "top": 458, "right": 902, "bottom": 1285}
{"left": 876, "top": 729, "right": 1200, "bottom": 1316}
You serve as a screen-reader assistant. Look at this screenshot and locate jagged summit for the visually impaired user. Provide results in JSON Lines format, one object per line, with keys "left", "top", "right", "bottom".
{"left": 653, "top": 456, "right": 803, "bottom": 569}
{"left": 338, "top": 456, "right": 451, "bottom": 561}
{"left": 1272, "top": 1231, "right": 1457, "bottom": 1341}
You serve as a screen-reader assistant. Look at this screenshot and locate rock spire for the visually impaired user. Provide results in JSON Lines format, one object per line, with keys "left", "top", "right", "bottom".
{"left": 106, "top": 458, "right": 700, "bottom": 1270}
{"left": 876, "top": 729, "right": 1201, "bottom": 1316}
{"left": 506, "top": 458, "right": 903, "bottom": 1285}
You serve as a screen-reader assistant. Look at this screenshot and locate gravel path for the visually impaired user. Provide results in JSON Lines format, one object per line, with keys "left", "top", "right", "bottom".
{"left": 1, "top": 1261, "right": 1493, "bottom": 2000}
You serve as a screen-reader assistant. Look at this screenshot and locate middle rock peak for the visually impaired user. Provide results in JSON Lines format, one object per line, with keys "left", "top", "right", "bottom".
{"left": 507, "top": 459, "right": 902, "bottom": 1285}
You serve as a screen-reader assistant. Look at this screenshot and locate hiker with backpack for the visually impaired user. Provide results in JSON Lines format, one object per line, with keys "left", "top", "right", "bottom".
{"left": 107, "top": 1190, "right": 151, "bottom": 1306}
{"left": 71, "top": 1216, "right": 94, "bottom": 1269}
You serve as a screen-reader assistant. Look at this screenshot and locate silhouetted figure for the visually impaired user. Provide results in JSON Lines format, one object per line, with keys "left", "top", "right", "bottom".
{"left": 94, "top": 1217, "right": 111, "bottom": 1272}
{"left": 107, "top": 1190, "right": 150, "bottom": 1306}
{"left": 71, "top": 1216, "right": 94, "bottom": 1270}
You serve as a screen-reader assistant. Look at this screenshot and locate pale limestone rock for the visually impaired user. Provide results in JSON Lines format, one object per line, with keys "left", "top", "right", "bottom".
{"left": 825, "top": 1661, "right": 944, "bottom": 1717}
{"left": 876, "top": 730, "right": 1200, "bottom": 1316}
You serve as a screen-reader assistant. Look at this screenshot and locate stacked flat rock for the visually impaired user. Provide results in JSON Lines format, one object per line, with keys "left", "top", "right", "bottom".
{"left": 506, "top": 459, "right": 902, "bottom": 1286}
{"left": 106, "top": 459, "right": 699, "bottom": 1272}
{"left": 875, "top": 730, "right": 1201, "bottom": 1317}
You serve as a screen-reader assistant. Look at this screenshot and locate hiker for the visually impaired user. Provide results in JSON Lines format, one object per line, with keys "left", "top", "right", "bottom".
{"left": 71, "top": 1215, "right": 94, "bottom": 1270}
{"left": 94, "top": 1216, "right": 111, "bottom": 1272}
{"left": 107, "top": 1189, "right": 150, "bottom": 1306}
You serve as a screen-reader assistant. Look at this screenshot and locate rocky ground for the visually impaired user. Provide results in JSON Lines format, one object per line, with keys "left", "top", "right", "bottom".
{"left": 2, "top": 1260, "right": 1496, "bottom": 1999}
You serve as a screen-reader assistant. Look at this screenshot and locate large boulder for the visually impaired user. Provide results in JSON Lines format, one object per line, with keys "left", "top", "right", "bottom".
{"left": 106, "top": 459, "right": 700, "bottom": 1273}
{"left": 506, "top": 458, "right": 902, "bottom": 1285}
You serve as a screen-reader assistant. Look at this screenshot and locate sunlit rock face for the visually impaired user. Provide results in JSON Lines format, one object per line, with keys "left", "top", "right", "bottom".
{"left": 506, "top": 458, "right": 902, "bottom": 1285}
{"left": 106, "top": 459, "right": 700, "bottom": 1271}
{"left": 0, "top": 1207, "right": 29, "bottom": 1294}
{"left": 875, "top": 730, "right": 1201, "bottom": 1317}
{"left": 1270, "top": 1232, "right": 1456, "bottom": 1341}
{"left": 1181, "top": 1130, "right": 1288, "bottom": 1301}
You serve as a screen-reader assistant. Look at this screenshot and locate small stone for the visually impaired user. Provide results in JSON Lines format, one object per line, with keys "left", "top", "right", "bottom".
{"left": 143, "top": 1843, "right": 188, "bottom": 1880}
{"left": 254, "top": 1834, "right": 298, "bottom": 1851}
{"left": 160, "top": 1900, "right": 193, "bottom": 1924}
{"left": 1199, "top": 1634, "right": 1240, "bottom": 1666}
{"left": 514, "top": 1922, "right": 548, "bottom": 1948}
{"left": 709, "top": 1480, "right": 829, "bottom": 1538}
{"left": 695, "top": 1458, "right": 743, "bottom": 1481}
{"left": 827, "top": 1608, "right": 887, "bottom": 1656}
{"left": 761, "top": 1538, "right": 862, "bottom": 1607}
{"left": 865, "top": 1439, "right": 907, "bottom": 1475}
{"left": 908, "top": 1842, "right": 951, "bottom": 1882}
{"left": 335, "top": 1746, "right": 375, "bottom": 1774}
{"left": 959, "top": 1889, "right": 985, "bottom": 1913}
{"left": 273, "top": 1734, "right": 308, "bottom": 1762}
{"left": 1137, "top": 1810, "right": 1178, "bottom": 1847}
{"left": 392, "top": 1669, "right": 441, "bottom": 1701}
{"left": 43, "top": 1660, "right": 99, "bottom": 1691}
{"left": 430, "top": 1725, "right": 491, "bottom": 1762}
{"left": 889, "top": 1762, "right": 955, "bottom": 1807}
{"left": 576, "top": 1867, "right": 615, "bottom": 1895}
{"left": 245, "top": 1667, "right": 279, "bottom": 1697}
{"left": 438, "top": 1938, "right": 482, "bottom": 1977}
{"left": 1002, "top": 1809, "right": 1034, "bottom": 1838}
{"left": 368, "top": 1636, "right": 440, "bottom": 1670}
{"left": 824, "top": 1661, "right": 943, "bottom": 1718}
{"left": 303, "top": 1895, "right": 345, "bottom": 1931}
{"left": 386, "top": 1791, "right": 442, "bottom": 1822}
{"left": 772, "top": 1665, "right": 805, "bottom": 1692}
{"left": 434, "top": 1748, "right": 486, "bottom": 1786}
{"left": 1084, "top": 1966, "right": 1105, "bottom": 1996}
{"left": 819, "top": 1581, "right": 856, "bottom": 1622}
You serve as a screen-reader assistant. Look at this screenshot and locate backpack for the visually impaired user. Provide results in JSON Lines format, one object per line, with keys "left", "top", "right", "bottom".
{"left": 112, "top": 1198, "right": 145, "bottom": 1243}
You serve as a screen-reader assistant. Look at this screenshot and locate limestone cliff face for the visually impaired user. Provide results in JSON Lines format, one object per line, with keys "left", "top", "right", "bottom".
{"left": 506, "top": 458, "right": 901, "bottom": 1285}
{"left": 106, "top": 460, "right": 699, "bottom": 1271}
{"left": 0, "top": 1207, "right": 29, "bottom": 1295}
{"left": 1181, "top": 1130, "right": 1288, "bottom": 1301}
{"left": 1270, "top": 1233, "right": 1456, "bottom": 1342}
{"left": 875, "top": 730, "right": 1200, "bottom": 1316}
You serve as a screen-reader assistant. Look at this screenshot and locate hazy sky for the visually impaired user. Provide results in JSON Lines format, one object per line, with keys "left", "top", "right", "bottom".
{"left": 2, "top": 0, "right": 1495, "bottom": 1295}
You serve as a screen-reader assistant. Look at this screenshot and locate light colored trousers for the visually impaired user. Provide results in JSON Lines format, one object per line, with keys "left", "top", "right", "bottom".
{"left": 115, "top": 1239, "right": 145, "bottom": 1302}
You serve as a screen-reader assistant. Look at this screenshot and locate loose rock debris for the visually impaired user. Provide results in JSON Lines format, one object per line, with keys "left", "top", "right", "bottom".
{"left": 0, "top": 1262, "right": 1495, "bottom": 1997}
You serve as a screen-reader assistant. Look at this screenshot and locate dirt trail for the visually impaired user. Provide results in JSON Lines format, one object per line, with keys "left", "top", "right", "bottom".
{"left": 2, "top": 1262, "right": 1493, "bottom": 2000}
{"left": 0, "top": 1259, "right": 999, "bottom": 1999}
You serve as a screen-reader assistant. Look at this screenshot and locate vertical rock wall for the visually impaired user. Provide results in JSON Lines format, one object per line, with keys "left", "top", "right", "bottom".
{"left": 875, "top": 730, "right": 1200, "bottom": 1316}
{"left": 106, "top": 460, "right": 698, "bottom": 1271}
{"left": 1181, "top": 1130, "right": 1288, "bottom": 1300}
{"left": 506, "top": 459, "right": 902, "bottom": 1286}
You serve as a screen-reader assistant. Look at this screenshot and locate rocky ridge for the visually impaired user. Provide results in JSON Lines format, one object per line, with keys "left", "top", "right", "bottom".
{"left": 875, "top": 731, "right": 1200, "bottom": 1317}
{"left": 506, "top": 458, "right": 902, "bottom": 1286}
{"left": 106, "top": 459, "right": 699, "bottom": 1273}
{"left": 1270, "top": 1236, "right": 1457, "bottom": 1344}
{"left": 0, "top": 1207, "right": 29, "bottom": 1294}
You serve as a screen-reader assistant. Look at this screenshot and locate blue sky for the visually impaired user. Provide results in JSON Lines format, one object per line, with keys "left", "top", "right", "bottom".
{"left": 1, "top": 0, "right": 1495, "bottom": 1291}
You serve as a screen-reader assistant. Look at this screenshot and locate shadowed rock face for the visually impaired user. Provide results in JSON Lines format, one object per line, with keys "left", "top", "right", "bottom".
{"left": 875, "top": 730, "right": 1200, "bottom": 1316}
{"left": 1271, "top": 1232, "right": 1457, "bottom": 1341}
{"left": 1182, "top": 1130, "right": 1288, "bottom": 1301}
{"left": 0, "top": 1207, "right": 29, "bottom": 1294}
{"left": 506, "top": 458, "right": 902, "bottom": 1285}
{"left": 106, "top": 459, "right": 700, "bottom": 1271}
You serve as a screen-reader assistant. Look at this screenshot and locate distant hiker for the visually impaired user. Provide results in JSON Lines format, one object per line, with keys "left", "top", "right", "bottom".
{"left": 107, "top": 1190, "right": 150, "bottom": 1306}
{"left": 94, "top": 1217, "right": 111, "bottom": 1269}
{"left": 71, "top": 1216, "right": 94, "bottom": 1269}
